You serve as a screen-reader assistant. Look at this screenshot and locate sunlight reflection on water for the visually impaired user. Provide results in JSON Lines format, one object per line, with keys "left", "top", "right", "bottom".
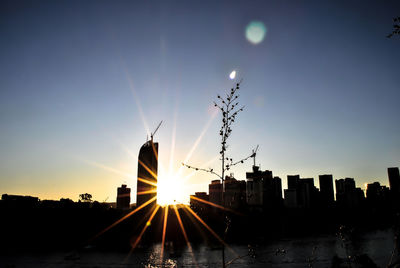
{"left": 140, "top": 229, "right": 395, "bottom": 267}
{"left": 0, "top": 229, "right": 396, "bottom": 268}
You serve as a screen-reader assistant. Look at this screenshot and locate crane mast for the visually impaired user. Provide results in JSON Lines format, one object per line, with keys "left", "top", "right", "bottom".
{"left": 252, "top": 145, "right": 259, "bottom": 167}
{"left": 150, "top": 121, "right": 163, "bottom": 141}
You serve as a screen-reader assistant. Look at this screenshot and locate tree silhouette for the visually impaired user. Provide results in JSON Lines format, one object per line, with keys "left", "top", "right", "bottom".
{"left": 183, "top": 80, "right": 256, "bottom": 268}
{"left": 79, "top": 193, "right": 92, "bottom": 202}
{"left": 183, "top": 80, "right": 255, "bottom": 181}
{"left": 387, "top": 16, "right": 400, "bottom": 38}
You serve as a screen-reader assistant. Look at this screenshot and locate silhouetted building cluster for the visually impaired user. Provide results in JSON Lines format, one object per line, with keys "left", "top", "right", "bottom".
{"left": 190, "top": 166, "right": 400, "bottom": 213}
{"left": 284, "top": 175, "right": 319, "bottom": 209}
{"left": 246, "top": 166, "right": 282, "bottom": 211}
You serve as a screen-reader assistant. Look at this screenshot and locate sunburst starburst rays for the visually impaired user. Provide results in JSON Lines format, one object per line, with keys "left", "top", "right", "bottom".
{"left": 138, "top": 159, "right": 158, "bottom": 181}
{"left": 91, "top": 196, "right": 157, "bottom": 241}
{"left": 137, "top": 177, "right": 158, "bottom": 187}
{"left": 172, "top": 205, "right": 198, "bottom": 267}
{"left": 137, "top": 189, "right": 158, "bottom": 195}
{"left": 183, "top": 205, "right": 238, "bottom": 257}
{"left": 168, "top": 107, "right": 178, "bottom": 177}
{"left": 160, "top": 205, "right": 169, "bottom": 265}
{"left": 177, "top": 109, "right": 218, "bottom": 177}
{"left": 80, "top": 159, "right": 134, "bottom": 179}
{"left": 123, "top": 67, "right": 151, "bottom": 138}
{"left": 189, "top": 195, "right": 242, "bottom": 215}
{"left": 124, "top": 205, "right": 161, "bottom": 263}
{"left": 151, "top": 141, "right": 159, "bottom": 162}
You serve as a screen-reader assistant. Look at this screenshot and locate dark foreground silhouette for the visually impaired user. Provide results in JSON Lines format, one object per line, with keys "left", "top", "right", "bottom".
{"left": 0, "top": 195, "right": 399, "bottom": 255}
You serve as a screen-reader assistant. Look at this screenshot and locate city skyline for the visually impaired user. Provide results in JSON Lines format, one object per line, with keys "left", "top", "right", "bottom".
{"left": 1, "top": 1, "right": 400, "bottom": 203}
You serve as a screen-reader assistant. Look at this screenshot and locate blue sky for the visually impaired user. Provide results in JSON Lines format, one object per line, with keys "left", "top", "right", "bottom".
{"left": 1, "top": 0, "right": 399, "bottom": 203}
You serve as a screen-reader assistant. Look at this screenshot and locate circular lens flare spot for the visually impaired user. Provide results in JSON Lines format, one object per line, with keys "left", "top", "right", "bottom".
{"left": 229, "top": 70, "right": 236, "bottom": 80}
{"left": 245, "top": 21, "right": 267, "bottom": 45}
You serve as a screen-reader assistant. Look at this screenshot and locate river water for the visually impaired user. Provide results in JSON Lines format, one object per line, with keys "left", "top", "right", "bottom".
{"left": 1, "top": 229, "right": 397, "bottom": 267}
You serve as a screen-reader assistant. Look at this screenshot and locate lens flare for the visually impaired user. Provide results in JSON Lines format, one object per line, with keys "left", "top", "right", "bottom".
{"left": 245, "top": 21, "right": 267, "bottom": 44}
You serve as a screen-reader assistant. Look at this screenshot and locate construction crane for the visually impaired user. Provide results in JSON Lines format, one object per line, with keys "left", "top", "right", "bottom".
{"left": 251, "top": 145, "right": 259, "bottom": 167}
{"left": 151, "top": 121, "right": 163, "bottom": 141}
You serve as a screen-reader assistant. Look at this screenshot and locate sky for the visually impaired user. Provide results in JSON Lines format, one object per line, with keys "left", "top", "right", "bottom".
{"left": 1, "top": 0, "right": 399, "bottom": 204}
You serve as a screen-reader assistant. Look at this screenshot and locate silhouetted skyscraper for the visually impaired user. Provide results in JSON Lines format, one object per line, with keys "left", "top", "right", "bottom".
{"left": 265, "top": 176, "right": 283, "bottom": 208}
{"left": 136, "top": 139, "right": 158, "bottom": 209}
{"left": 287, "top": 175, "right": 300, "bottom": 190}
{"left": 285, "top": 175, "right": 301, "bottom": 208}
{"left": 388, "top": 167, "right": 400, "bottom": 194}
{"left": 366, "top": 182, "right": 389, "bottom": 206}
{"left": 117, "top": 184, "right": 131, "bottom": 209}
{"left": 272, "top": 176, "right": 283, "bottom": 201}
{"left": 246, "top": 166, "right": 281, "bottom": 209}
{"left": 319, "top": 174, "right": 334, "bottom": 207}
{"left": 246, "top": 166, "right": 264, "bottom": 210}
{"left": 297, "top": 178, "right": 318, "bottom": 209}
{"left": 224, "top": 175, "right": 246, "bottom": 210}
{"left": 335, "top": 178, "right": 364, "bottom": 209}
{"left": 284, "top": 189, "right": 297, "bottom": 208}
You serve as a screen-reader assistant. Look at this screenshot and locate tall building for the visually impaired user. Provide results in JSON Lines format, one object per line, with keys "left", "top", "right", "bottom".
{"left": 319, "top": 174, "right": 334, "bottom": 207}
{"left": 117, "top": 184, "right": 131, "bottom": 209}
{"left": 297, "top": 178, "right": 318, "bottom": 209}
{"left": 136, "top": 139, "right": 158, "bottom": 209}
{"left": 284, "top": 189, "right": 297, "bottom": 208}
{"left": 246, "top": 166, "right": 264, "bottom": 209}
{"left": 224, "top": 175, "right": 246, "bottom": 210}
{"left": 335, "top": 178, "right": 364, "bottom": 209}
{"left": 285, "top": 175, "right": 300, "bottom": 208}
{"left": 287, "top": 175, "right": 300, "bottom": 190}
{"left": 272, "top": 177, "right": 283, "bottom": 200}
{"left": 285, "top": 175, "right": 317, "bottom": 209}
{"left": 190, "top": 192, "right": 209, "bottom": 213}
{"left": 209, "top": 179, "right": 222, "bottom": 205}
{"left": 268, "top": 176, "right": 283, "bottom": 208}
{"left": 246, "top": 166, "right": 282, "bottom": 210}
{"left": 366, "top": 182, "right": 388, "bottom": 202}
{"left": 388, "top": 167, "right": 400, "bottom": 194}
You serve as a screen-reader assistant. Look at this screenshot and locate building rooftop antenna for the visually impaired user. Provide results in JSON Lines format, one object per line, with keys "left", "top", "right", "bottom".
{"left": 151, "top": 121, "right": 163, "bottom": 141}
{"left": 251, "top": 145, "right": 259, "bottom": 167}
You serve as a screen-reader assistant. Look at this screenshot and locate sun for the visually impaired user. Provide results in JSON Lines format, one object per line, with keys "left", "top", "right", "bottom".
{"left": 157, "top": 172, "right": 185, "bottom": 206}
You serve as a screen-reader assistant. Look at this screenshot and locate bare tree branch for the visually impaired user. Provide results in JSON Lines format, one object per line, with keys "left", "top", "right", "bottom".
{"left": 181, "top": 163, "right": 222, "bottom": 179}
{"left": 223, "top": 150, "right": 256, "bottom": 172}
